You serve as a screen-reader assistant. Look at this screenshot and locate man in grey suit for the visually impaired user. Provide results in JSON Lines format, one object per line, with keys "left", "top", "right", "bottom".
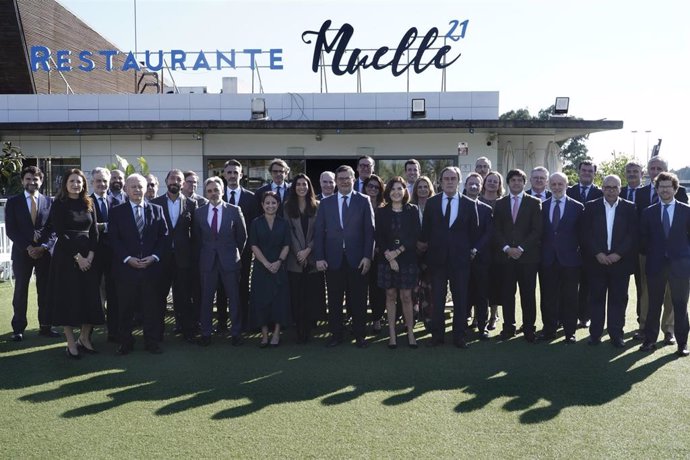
{"left": 314, "top": 165, "right": 375, "bottom": 348}
{"left": 193, "top": 177, "right": 247, "bottom": 346}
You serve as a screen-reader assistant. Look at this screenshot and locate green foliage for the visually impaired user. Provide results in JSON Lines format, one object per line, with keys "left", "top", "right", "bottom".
{"left": 0, "top": 142, "right": 25, "bottom": 197}
{"left": 499, "top": 108, "right": 533, "bottom": 120}
{"left": 105, "top": 154, "right": 150, "bottom": 176}
{"left": 598, "top": 152, "right": 637, "bottom": 187}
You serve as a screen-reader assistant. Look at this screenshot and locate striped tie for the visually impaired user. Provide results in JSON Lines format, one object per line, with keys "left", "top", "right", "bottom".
{"left": 135, "top": 205, "right": 144, "bottom": 239}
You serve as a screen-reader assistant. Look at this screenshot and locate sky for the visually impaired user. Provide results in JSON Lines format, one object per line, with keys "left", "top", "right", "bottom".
{"left": 57, "top": 0, "right": 690, "bottom": 169}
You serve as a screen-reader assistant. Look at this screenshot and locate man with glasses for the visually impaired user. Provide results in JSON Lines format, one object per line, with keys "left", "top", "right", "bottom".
{"left": 256, "top": 158, "right": 290, "bottom": 215}
{"left": 474, "top": 157, "right": 491, "bottom": 179}
{"left": 145, "top": 174, "right": 159, "bottom": 202}
{"left": 182, "top": 171, "right": 209, "bottom": 207}
{"left": 354, "top": 156, "right": 375, "bottom": 193}
{"left": 526, "top": 166, "right": 551, "bottom": 201}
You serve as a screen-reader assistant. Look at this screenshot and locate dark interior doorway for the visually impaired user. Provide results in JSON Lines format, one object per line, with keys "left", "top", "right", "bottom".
{"left": 305, "top": 158, "right": 358, "bottom": 194}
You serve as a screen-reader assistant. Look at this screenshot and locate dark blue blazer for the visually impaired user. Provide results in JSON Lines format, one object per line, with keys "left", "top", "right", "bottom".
{"left": 473, "top": 199, "right": 493, "bottom": 265}
{"left": 566, "top": 183, "right": 603, "bottom": 204}
{"left": 420, "top": 193, "right": 479, "bottom": 270}
{"left": 582, "top": 197, "right": 638, "bottom": 275}
{"left": 5, "top": 192, "right": 52, "bottom": 260}
{"left": 109, "top": 200, "right": 168, "bottom": 281}
{"left": 224, "top": 187, "right": 260, "bottom": 231}
{"left": 313, "top": 191, "right": 374, "bottom": 270}
{"left": 635, "top": 184, "right": 688, "bottom": 216}
{"left": 540, "top": 196, "right": 584, "bottom": 268}
{"left": 641, "top": 201, "right": 690, "bottom": 278}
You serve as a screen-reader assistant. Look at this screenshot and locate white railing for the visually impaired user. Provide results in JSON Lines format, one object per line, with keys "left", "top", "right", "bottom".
{"left": 0, "top": 222, "right": 13, "bottom": 282}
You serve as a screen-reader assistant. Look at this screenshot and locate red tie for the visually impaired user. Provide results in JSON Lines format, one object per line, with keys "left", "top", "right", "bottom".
{"left": 211, "top": 207, "right": 218, "bottom": 237}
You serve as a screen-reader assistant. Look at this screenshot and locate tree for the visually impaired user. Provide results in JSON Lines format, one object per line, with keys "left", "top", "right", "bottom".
{"left": 105, "top": 154, "right": 150, "bottom": 176}
{"left": 598, "top": 151, "right": 636, "bottom": 187}
{"left": 1, "top": 142, "right": 25, "bottom": 197}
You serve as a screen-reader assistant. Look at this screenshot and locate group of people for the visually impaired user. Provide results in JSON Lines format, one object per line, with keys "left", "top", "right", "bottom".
{"left": 5, "top": 153, "right": 690, "bottom": 358}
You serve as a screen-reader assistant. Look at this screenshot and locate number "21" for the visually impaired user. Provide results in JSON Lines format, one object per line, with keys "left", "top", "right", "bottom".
{"left": 445, "top": 19, "right": 469, "bottom": 41}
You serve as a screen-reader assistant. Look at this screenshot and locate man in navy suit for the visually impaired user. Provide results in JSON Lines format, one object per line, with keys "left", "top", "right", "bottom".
{"left": 194, "top": 177, "right": 247, "bottom": 346}
{"left": 526, "top": 166, "right": 552, "bottom": 202}
{"left": 109, "top": 174, "right": 168, "bottom": 354}
{"left": 152, "top": 169, "right": 198, "bottom": 342}
{"left": 582, "top": 175, "right": 638, "bottom": 347}
{"left": 493, "top": 169, "right": 543, "bottom": 342}
{"left": 90, "top": 167, "right": 121, "bottom": 342}
{"left": 317, "top": 171, "right": 335, "bottom": 200}
{"left": 255, "top": 158, "right": 290, "bottom": 216}
{"left": 108, "top": 169, "right": 127, "bottom": 205}
{"left": 5, "top": 166, "right": 57, "bottom": 341}
{"left": 619, "top": 160, "right": 643, "bottom": 202}
{"left": 566, "top": 160, "right": 604, "bottom": 329}
{"left": 354, "top": 156, "right": 375, "bottom": 193}
{"left": 640, "top": 172, "right": 690, "bottom": 356}
{"left": 538, "top": 172, "right": 584, "bottom": 343}
{"left": 221, "top": 159, "right": 259, "bottom": 333}
{"left": 314, "top": 165, "right": 375, "bottom": 348}
{"left": 634, "top": 156, "right": 688, "bottom": 344}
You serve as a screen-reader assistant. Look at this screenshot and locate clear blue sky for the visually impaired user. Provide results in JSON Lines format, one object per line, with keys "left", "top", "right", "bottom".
{"left": 58, "top": 0, "right": 690, "bottom": 169}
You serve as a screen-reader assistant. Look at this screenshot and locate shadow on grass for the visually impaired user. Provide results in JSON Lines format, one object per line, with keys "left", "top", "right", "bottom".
{"left": 0, "top": 326, "right": 677, "bottom": 424}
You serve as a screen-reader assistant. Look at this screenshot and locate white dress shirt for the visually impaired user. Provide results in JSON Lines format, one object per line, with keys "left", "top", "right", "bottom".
{"left": 442, "top": 192, "right": 460, "bottom": 227}
{"left": 226, "top": 186, "right": 242, "bottom": 204}
{"left": 337, "top": 191, "right": 354, "bottom": 228}
{"left": 603, "top": 198, "right": 619, "bottom": 251}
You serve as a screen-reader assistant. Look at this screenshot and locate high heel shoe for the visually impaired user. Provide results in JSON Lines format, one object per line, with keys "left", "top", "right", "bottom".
{"left": 77, "top": 339, "right": 98, "bottom": 355}
{"left": 408, "top": 334, "right": 418, "bottom": 349}
{"left": 388, "top": 342, "right": 397, "bottom": 349}
{"left": 65, "top": 347, "right": 80, "bottom": 360}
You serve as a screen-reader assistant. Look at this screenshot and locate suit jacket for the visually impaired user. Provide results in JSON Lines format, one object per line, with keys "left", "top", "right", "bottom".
{"left": 255, "top": 183, "right": 290, "bottom": 216}
{"left": 190, "top": 193, "right": 209, "bottom": 207}
{"left": 284, "top": 207, "right": 318, "bottom": 272}
{"left": 473, "top": 199, "right": 494, "bottom": 266}
{"left": 5, "top": 192, "right": 52, "bottom": 260}
{"left": 193, "top": 202, "right": 247, "bottom": 272}
{"left": 566, "top": 183, "right": 603, "bottom": 204}
{"left": 582, "top": 197, "right": 638, "bottom": 275}
{"left": 493, "top": 193, "right": 543, "bottom": 264}
{"left": 223, "top": 187, "right": 260, "bottom": 232}
{"left": 374, "top": 203, "right": 421, "bottom": 265}
{"left": 635, "top": 184, "right": 689, "bottom": 215}
{"left": 641, "top": 201, "right": 690, "bottom": 278}
{"left": 541, "top": 196, "right": 584, "bottom": 267}
{"left": 151, "top": 194, "right": 197, "bottom": 268}
{"left": 526, "top": 189, "right": 552, "bottom": 201}
{"left": 109, "top": 200, "right": 168, "bottom": 281}
{"left": 420, "top": 193, "right": 479, "bottom": 270}
{"left": 619, "top": 185, "right": 641, "bottom": 202}
{"left": 313, "top": 191, "right": 375, "bottom": 270}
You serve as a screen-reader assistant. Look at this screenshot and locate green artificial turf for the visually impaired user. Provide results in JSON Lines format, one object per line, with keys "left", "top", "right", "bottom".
{"left": 1, "top": 280, "right": 689, "bottom": 459}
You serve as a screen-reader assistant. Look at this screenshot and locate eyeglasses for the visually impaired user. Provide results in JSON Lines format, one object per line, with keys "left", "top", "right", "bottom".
{"left": 147, "top": 183, "right": 157, "bottom": 188}
{"left": 271, "top": 169, "right": 286, "bottom": 174}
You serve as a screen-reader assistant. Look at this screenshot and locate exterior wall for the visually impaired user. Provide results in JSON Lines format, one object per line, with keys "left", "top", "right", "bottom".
{"left": 497, "top": 135, "right": 562, "bottom": 177}
{"left": 0, "top": 92, "right": 499, "bottom": 122}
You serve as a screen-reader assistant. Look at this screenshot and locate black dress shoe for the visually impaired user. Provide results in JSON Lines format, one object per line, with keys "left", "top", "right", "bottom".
{"left": 537, "top": 332, "right": 556, "bottom": 342}
{"left": 326, "top": 338, "right": 342, "bottom": 348}
{"left": 259, "top": 341, "right": 269, "bottom": 348}
{"left": 39, "top": 327, "right": 60, "bottom": 338}
{"left": 676, "top": 346, "right": 689, "bottom": 357}
{"left": 145, "top": 344, "right": 163, "bottom": 354}
{"left": 231, "top": 335, "right": 244, "bottom": 346}
{"left": 11, "top": 333, "right": 23, "bottom": 342}
{"left": 524, "top": 333, "right": 537, "bottom": 344}
{"left": 479, "top": 331, "right": 490, "bottom": 341}
{"left": 632, "top": 331, "right": 645, "bottom": 341}
{"left": 116, "top": 344, "right": 133, "bottom": 355}
{"left": 65, "top": 347, "right": 80, "bottom": 360}
{"left": 611, "top": 337, "right": 626, "bottom": 348}
{"left": 587, "top": 336, "right": 601, "bottom": 346}
{"left": 564, "top": 335, "right": 577, "bottom": 344}
{"left": 355, "top": 338, "right": 368, "bottom": 349}
{"left": 497, "top": 331, "right": 515, "bottom": 341}
{"left": 663, "top": 333, "right": 677, "bottom": 346}
{"left": 639, "top": 342, "right": 656, "bottom": 352}
{"left": 77, "top": 339, "right": 98, "bottom": 354}
{"left": 454, "top": 338, "right": 469, "bottom": 349}
{"left": 388, "top": 342, "right": 398, "bottom": 349}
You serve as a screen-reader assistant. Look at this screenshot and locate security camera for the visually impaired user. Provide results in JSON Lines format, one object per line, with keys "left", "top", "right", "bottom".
{"left": 486, "top": 141, "right": 492, "bottom": 147}
{"left": 469, "top": 128, "right": 475, "bottom": 134}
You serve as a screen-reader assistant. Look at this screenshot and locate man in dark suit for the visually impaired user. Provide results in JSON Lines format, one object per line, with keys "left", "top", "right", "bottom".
{"left": 461, "top": 172, "right": 492, "bottom": 340}
{"left": 5, "top": 166, "right": 57, "bottom": 341}
{"left": 90, "top": 167, "right": 121, "bottom": 342}
{"left": 109, "top": 174, "right": 168, "bottom": 354}
{"left": 582, "top": 175, "right": 637, "bottom": 347}
{"left": 314, "top": 165, "right": 375, "bottom": 348}
{"left": 151, "top": 169, "right": 198, "bottom": 342}
{"left": 193, "top": 177, "right": 247, "bottom": 346}
{"left": 538, "top": 172, "right": 584, "bottom": 343}
{"left": 566, "top": 160, "right": 604, "bottom": 329}
{"left": 640, "top": 172, "right": 690, "bottom": 356}
{"left": 108, "top": 169, "right": 127, "bottom": 205}
{"left": 255, "top": 158, "right": 290, "bottom": 215}
{"left": 317, "top": 171, "right": 335, "bottom": 200}
{"left": 619, "top": 160, "right": 643, "bottom": 202}
{"left": 493, "top": 169, "right": 543, "bottom": 342}
{"left": 221, "top": 159, "right": 259, "bottom": 333}
{"left": 354, "top": 155, "right": 375, "bottom": 193}
{"left": 634, "top": 156, "right": 688, "bottom": 344}
{"left": 526, "top": 166, "right": 552, "bottom": 201}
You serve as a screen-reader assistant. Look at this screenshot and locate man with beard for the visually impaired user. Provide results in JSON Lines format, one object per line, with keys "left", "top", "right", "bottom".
{"left": 152, "top": 169, "right": 198, "bottom": 342}
{"left": 6, "top": 166, "right": 58, "bottom": 341}
{"left": 108, "top": 169, "right": 127, "bottom": 204}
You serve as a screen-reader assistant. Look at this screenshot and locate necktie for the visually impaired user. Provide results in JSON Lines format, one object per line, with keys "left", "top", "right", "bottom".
{"left": 580, "top": 186, "right": 588, "bottom": 203}
{"left": 651, "top": 187, "right": 658, "bottom": 204}
{"left": 627, "top": 188, "right": 634, "bottom": 202}
{"left": 135, "top": 205, "right": 144, "bottom": 239}
{"left": 511, "top": 196, "right": 519, "bottom": 223}
{"left": 552, "top": 199, "right": 561, "bottom": 231}
{"left": 99, "top": 197, "right": 108, "bottom": 221}
{"left": 341, "top": 195, "right": 349, "bottom": 227}
{"left": 663, "top": 203, "right": 671, "bottom": 238}
{"left": 444, "top": 196, "right": 452, "bottom": 227}
{"left": 229, "top": 190, "right": 236, "bottom": 205}
{"left": 211, "top": 207, "right": 218, "bottom": 237}
{"left": 30, "top": 195, "right": 37, "bottom": 225}
{"left": 276, "top": 186, "right": 282, "bottom": 202}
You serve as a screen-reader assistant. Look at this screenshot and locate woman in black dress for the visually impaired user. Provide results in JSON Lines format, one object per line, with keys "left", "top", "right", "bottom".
{"left": 480, "top": 171, "right": 505, "bottom": 330}
{"left": 410, "top": 176, "right": 436, "bottom": 332}
{"left": 46, "top": 169, "right": 103, "bottom": 359}
{"left": 376, "top": 177, "right": 421, "bottom": 348}
{"left": 249, "top": 191, "right": 291, "bottom": 347}
{"left": 283, "top": 173, "right": 324, "bottom": 343}
{"left": 363, "top": 174, "right": 386, "bottom": 333}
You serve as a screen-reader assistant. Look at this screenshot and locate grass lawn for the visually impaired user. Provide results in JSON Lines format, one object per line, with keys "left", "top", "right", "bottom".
{"left": 1, "top": 279, "right": 689, "bottom": 459}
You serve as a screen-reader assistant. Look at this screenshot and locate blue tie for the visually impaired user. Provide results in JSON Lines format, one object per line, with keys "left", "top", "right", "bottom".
{"left": 663, "top": 203, "right": 671, "bottom": 238}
